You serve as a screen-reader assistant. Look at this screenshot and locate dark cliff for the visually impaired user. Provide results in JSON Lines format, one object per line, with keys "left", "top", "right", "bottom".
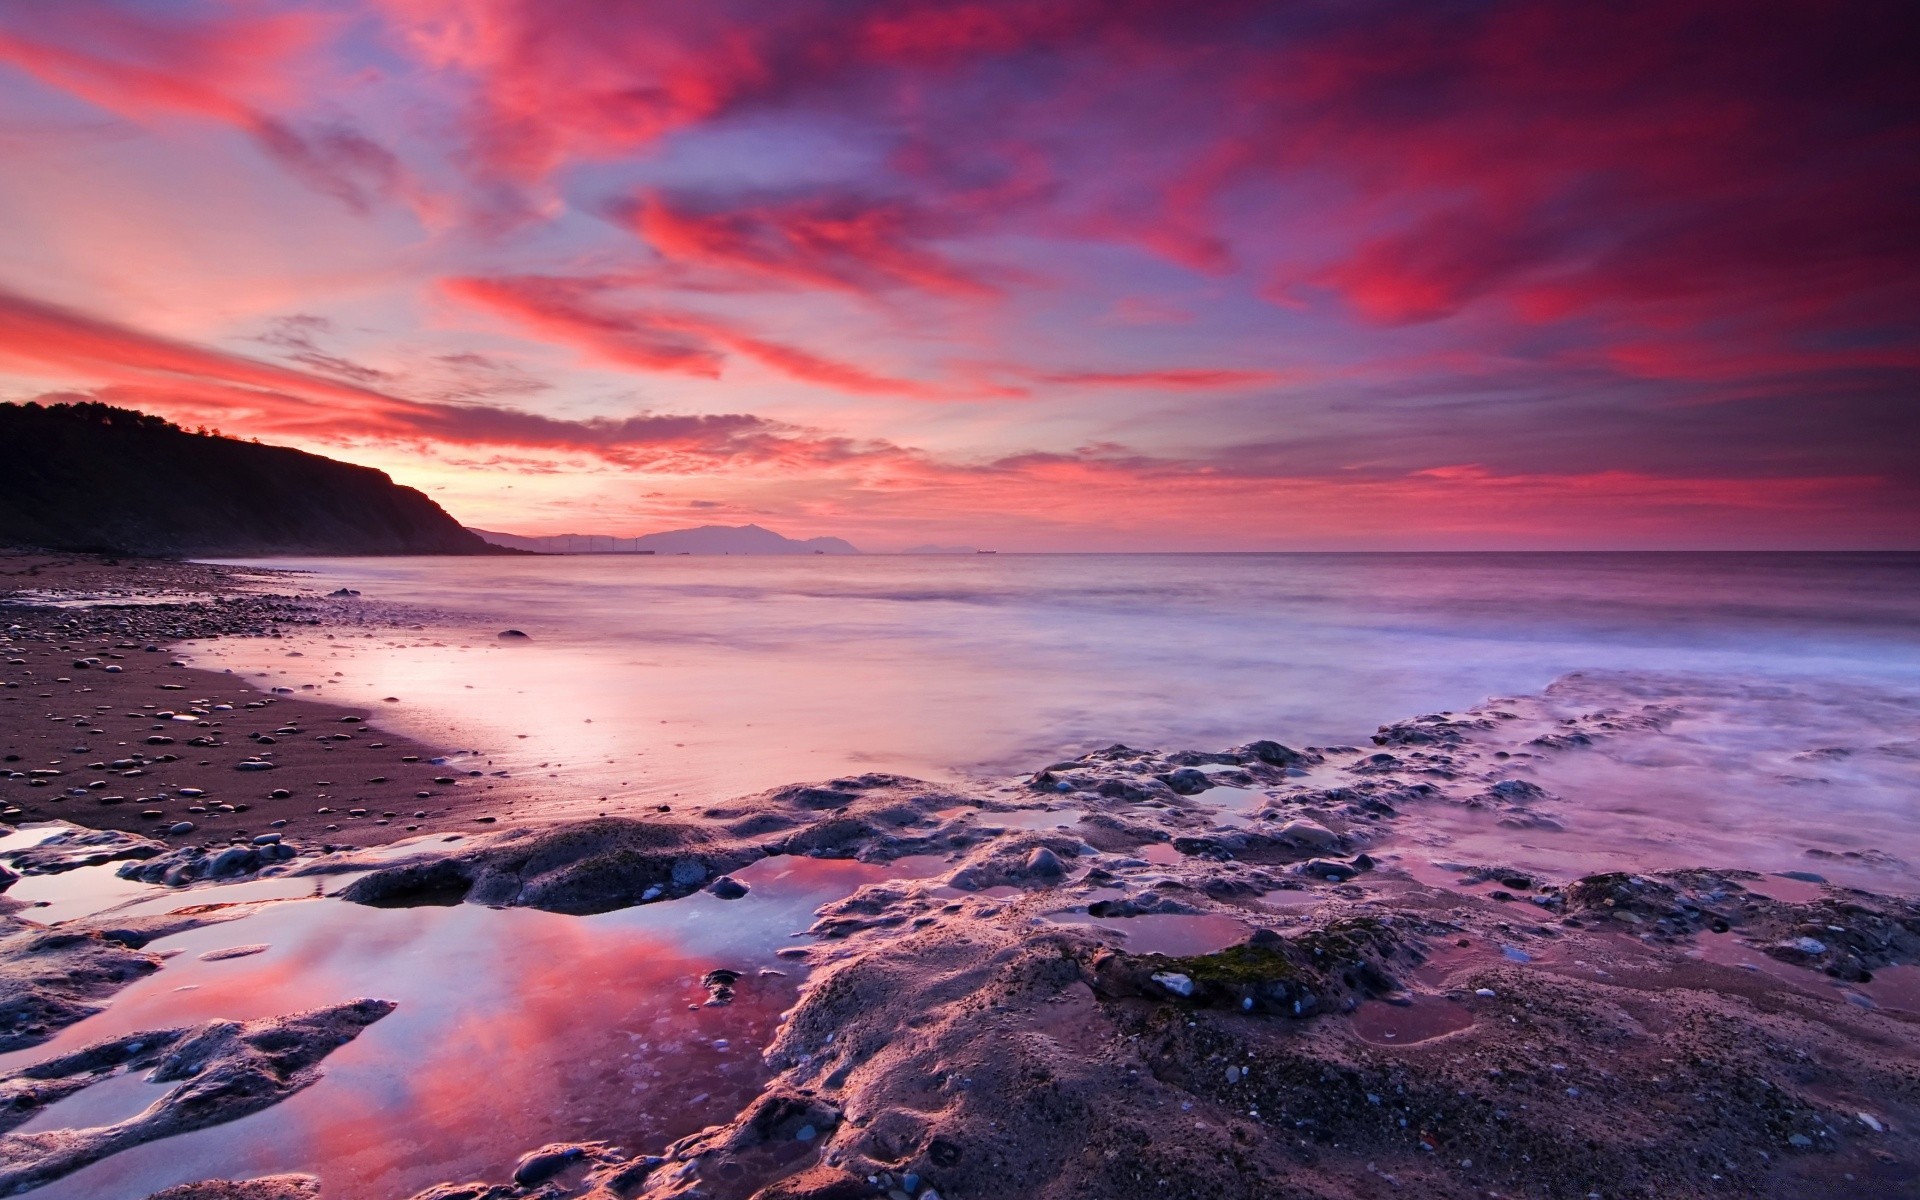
{"left": 0, "top": 402, "right": 501, "bottom": 556}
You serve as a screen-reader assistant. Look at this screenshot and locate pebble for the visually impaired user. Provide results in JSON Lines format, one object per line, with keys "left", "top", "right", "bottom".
{"left": 1151, "top": 971, "right": 1195, "bottom": 997}
{"left": 168, "top": 821, "right": 195, "bottom": 834}
{"left": 708, "top": 876, "right": 750, "bottom": 899}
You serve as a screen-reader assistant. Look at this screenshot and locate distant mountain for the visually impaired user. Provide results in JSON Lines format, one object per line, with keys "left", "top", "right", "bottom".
{"left": 0, "top": 401, "right": 501, "bottom": 556}
{"left": 471, "top": 523, "right": 860, "bottom": 555}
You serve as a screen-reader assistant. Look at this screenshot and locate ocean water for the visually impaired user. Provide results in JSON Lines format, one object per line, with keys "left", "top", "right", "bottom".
{"left": 191, "top": 552, "right": 1920, "bottom": 883}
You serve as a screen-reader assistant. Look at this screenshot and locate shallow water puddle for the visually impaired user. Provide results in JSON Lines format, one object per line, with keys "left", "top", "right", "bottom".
{"left": 13, "top": 1068, "right": 172, "bottom": 1135}
{"left": 5, "top": 862, "right": 175, "bottom": 923}
{"left": 0, "top": 822, "right": 67, "bottom": 854}
{"left": 962, "top": 807, "right": 1088, "bottom": 832}
{"left": 1742, "top": 873, "right": 1832, "bottom": 904}
{"left": 1049, "top": 910, "right": 1249, "bottom": 956}
{"left": 14, "top": 852, "right": 925, "bottom": 1200}
{"left": 1348, "top": 994, "right": 1475, "bottom": 1046}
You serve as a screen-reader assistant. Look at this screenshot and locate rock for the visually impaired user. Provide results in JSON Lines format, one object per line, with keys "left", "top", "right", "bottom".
{"left": 169, "top": 821, "right": 195, "bottom": 835}
{"left": 1150, "top": 971, "right": 1196, "bottom": 997}
{"left": 497, "top": 629, "right": 530, "bottom": 640}
{"left": 207, "top": 847, "right": 260, "bottom": 878}
{"left": 708, "top": 875, "right": 749, "bottom": 899}
{"left": 510, "top": 1144, "right": 585, "bottom": 1187}
{"left": 7, "top": 828, "right": 165, "bottom": 874}
{"left": 198, "top": 944, "right": 270, "bottom": 962}
{"left": 252, "top": 833, "right": 282, "bottom": 846}
{"left": 1273, "top": 819, "right": 1341, "bottom": 852}
{"left": 1299, "top": 858, "right": 1358, "bottom": 881}
{"left": 1241, "top": 740, "right": 1311, "bottom": 767}
{"left": 1162, "top": 767, "right": 1214, "bottom": 795}
{"left": 1025, "top": 847, "right": 1066, "bottom": 877}
{"left": 141, "top": 1173, "right": 322, "bottom": 1199}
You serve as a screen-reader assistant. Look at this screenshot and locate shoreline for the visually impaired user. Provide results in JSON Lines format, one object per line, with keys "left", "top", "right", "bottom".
{"left": 0, "top": 554, "right": 511, "bottom": 853}
{"left": 2, "top": 551, "right": 1917, "bottom": 1199}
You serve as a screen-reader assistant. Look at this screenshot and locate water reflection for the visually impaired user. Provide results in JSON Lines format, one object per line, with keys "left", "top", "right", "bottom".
{"left": 19, "top": 853, "right": 917, "bottom": 1199}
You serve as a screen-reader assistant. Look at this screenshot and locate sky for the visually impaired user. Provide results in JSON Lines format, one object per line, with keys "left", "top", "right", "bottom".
{"left": 0, "top": 0, "right": 1914, "bottom": 551}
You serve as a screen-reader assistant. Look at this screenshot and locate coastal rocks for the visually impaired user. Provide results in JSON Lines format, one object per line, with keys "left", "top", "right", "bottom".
{"left": 402, "top": 1141, "right": 642, "bottom": 1200}
{"left": 1372, "top": 713, "right": 1494, "bottom": 749}
{"left": 1237, "top": 739, "right": 1317, "bottom": 767}
{"left": 639, "top": 1088, "right": 845, "bottom": 1196}
{"left": 117, "top": 839, "right": 298, "bottom": 886}
{"left": 142, "top": 1174, "right": 322, "bottom": 1200}
{"left": 1088, "top": 920, "right": 1405, "bottom": 1016}
{"left": 605, "top": 858, "right": 1920, "bottom": 1200}
{"left": 3, "top": 827, "right": 165, "bottom": 874}
{"left": 512, "top": 1142, "right": 590, "bottom": 1185}
{"left": 944, "top": 835, "right": 1086, "bottom": 891}
{"left": 1159, "top": 767, "right": 1214, "bottom": 795}
{"left": 1270, "top": 818, "right": 1343, "bottom": 852}
{"left": 0, "top": 998, "right": 395, "bottom": 1192}
{"left": 336, "top": 818, "right": 758, "bottom": 915}
{"left": 809, "top": 882, "right": 941, "bottom": 939}
{"left": 1024, "top": 846, "right": 1065, "bottom": 876}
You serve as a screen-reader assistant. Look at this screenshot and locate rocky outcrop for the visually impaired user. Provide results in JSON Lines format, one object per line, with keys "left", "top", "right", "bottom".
{"left": 0, "top": 401, "right": 503, "bottom": 556}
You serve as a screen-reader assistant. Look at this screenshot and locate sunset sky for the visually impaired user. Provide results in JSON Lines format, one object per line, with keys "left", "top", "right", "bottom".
{"left": 0, "top": 0, "right": 1914, "bottom": 550}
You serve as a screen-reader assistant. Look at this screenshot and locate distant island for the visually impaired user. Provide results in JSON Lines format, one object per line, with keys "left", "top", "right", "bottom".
{"left": 471, "top": 523, "right": 860, "bottom": 555}
{"left": 0, "top": 401, "right": 501, "bottom": 557}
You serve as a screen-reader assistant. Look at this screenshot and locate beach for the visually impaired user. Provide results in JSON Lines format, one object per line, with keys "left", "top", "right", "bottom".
{"left": 3, "top": 551, "right": 1918, "bottom": 1199}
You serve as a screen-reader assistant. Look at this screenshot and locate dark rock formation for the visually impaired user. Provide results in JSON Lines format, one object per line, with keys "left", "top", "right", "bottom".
{"left": 0, "top": 401, "right": 503, "bottom": 556}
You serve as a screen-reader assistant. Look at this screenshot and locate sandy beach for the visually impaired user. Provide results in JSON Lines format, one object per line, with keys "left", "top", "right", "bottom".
{"left": 2, "top": 552, "right": 1918, "bottom": 1200}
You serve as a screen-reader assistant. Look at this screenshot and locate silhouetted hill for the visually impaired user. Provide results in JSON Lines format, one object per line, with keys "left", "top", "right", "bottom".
{"left": 0, "top": 402, "right": 500, "bottom": 556}
{"left": 471, "top": 523, "right": 860, "bottom": 555}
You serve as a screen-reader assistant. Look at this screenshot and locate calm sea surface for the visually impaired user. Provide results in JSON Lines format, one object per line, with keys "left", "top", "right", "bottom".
{"left": 190, "top": 552, "right": 1920, "bottom": 882}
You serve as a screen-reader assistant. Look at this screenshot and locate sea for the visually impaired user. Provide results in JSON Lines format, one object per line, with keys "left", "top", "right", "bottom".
{"left": 183, "top": 551, "right": 1920, "bottom": 885}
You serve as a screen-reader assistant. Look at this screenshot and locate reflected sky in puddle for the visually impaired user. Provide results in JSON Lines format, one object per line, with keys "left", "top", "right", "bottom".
{"left": 1048, "top": 909, "right": 1248, "bottom": 956}
{"left": 1348, "top": 995, "right": 1475, "bottom": 1045}
{"left": 13, "top": 852, "right": 918, "bottom": 1200}
{"left": 14, "top": 1069, "right": 171, "bottom": 1136}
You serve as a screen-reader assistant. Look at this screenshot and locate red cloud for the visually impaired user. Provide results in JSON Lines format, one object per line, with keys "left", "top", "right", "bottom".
{"left": 0, "top": 1, "right": 408, "bottom": 212}
{"left": 444, "top": 275, "right": 952, "bottom": 397}
{"left": 630, "top": 190, "right": 999, "bottom": 299}
{"left": 1026, "top": 369, "right": 1281, "bottom": 391}
{"left": 0, "top": 286, "right": 871, "bottom": 468}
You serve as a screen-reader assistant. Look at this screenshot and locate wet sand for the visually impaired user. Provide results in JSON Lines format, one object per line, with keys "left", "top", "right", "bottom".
{"left": 1, "top": 554, "right": 522, "bottom": 852}
{"left": 3, "top": 551, "right": 1918, "bottom": 1200}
